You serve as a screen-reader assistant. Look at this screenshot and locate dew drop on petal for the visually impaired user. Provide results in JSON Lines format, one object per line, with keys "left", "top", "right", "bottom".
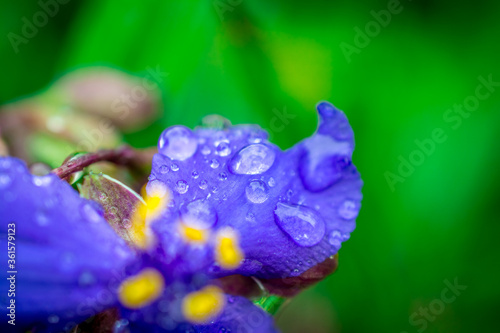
{"left": 201, "top": 146, "right": 211, "bottom": 155}
{"left": 81, "top": 203, "right": 102, "bottom": 223}
{"left": 0, "top": 174, "right": 12, "bottom": 189}
{"left": 32, "top": 175, "right": 53, "bottom": 187}
{"left": 246, "top": 212, "right": 255, "bottom": 222}
{"left": 35, "top": 210, "right": 50, "bottom": 226}
{"left": 170, "top": 163, "right": 179, "bottom": 172}
{"left": 158, "top": 126, "right": 198, "bottom": 161}
{"left": 274, "top": 203, "right": 325, "bottom": 247}
{"left": 245, "top": 180, "right": 269, "bottom": 204}
{"left": 210, "top": 159, "right": 220, "bottom": 169}
{"left": 268, "top": 177, "right": 276, "bottom": 187}
{"left": 218, "top": 172, "right": 227, "bottom": 181}
{"left": 160, "top": 165, "right": 169, "bottom": 174}
{"left": 181, "top": 199, "right": 217, "bottom": 228}
{"left": 175, "top": 180, "right": 189, "bottom": 194}
{"left": 228, "top": 144, "right": 275, "bottom": 175}
{"left": 328, "top": 230, "right": 342, "bottom": 249}
{"left": 215, "top": 141, "right": 232, "bottom": 157}
{"left": 338, "top": 200, "right": 360, "bottom": 219}
{"left": 192, "top": 171, "right": 199, "bottom": 179}
{"left": 78, "top": 271, "right": 96, "bottom": 286}
{"left": 199, "top": 180, "right": 208, "bottom": 190}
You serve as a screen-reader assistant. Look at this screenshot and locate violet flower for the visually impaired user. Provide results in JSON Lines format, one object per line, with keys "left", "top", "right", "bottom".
{"left": 0, "top": 157, "right": 277, "bottom": 333}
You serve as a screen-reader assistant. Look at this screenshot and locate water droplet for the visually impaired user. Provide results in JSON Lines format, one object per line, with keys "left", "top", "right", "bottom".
{"left": 35, "top": 210, "right": 50, "bottom": 226}
{"left": 181, "top": 199, "right": 217, "bottom": 228}
{"left": 201, "top": 145, "right": 211, "bottom": 155}
{"left": 158, "top": 126, "right": 198, "bottom": 161}
{"left": 248, "top": 129, "right": 266, "bottom": 143}
{"left": 192, "top": 171, "right": 199, "bottom": 179}
{"left": 122, "top": 219, "right": 132, "bottom": 229}
{"left": 245, "top": 180, "right": 269, "bottom": 204}
{"left": 246, "top": 212, "right": 255, "bottom": 222}
{"left": 211, "top": 186, "right": 218, "bottom": 193}
{"left": 338, "top": 200, "right": 360, "bottom": 219}
{"left": 160, "top": 165, "right": 169, "bottom": 174}
{"left": 0, "top": 174, "right": 12, "bottom": 189}
{"left": 328, "top": 230, "right": 342, "bottom": 248}
{"left": 113, "top": 319, "right": 130, "bottom": 333}
{"left": 98, "top": 193, "right": 108, "bottom": 202}
{"left": 81, "top": 203, "right": 102, "bottom": 223}
{"left": 199, "top": 180, "right": 208, "bottom": 190}
{"left": 175, "top": 180, "right": 189, "bottom": 194}
{"left": 210, "top": 159, "right": 220, "bottom": 169}
{"left": 274, "top": 203, "right": 325, "bottom": 247}
{"left": 213, "top": 132, "right": 228, "bottom": 146}
{"left": 215, "top": 141, "right": 232, "bottom": 157}
{"left": 0, "top": 159, "right": 12, "bottom": 170}
{"left": 32, "top": 175, "right": 53, "bottom": 187}
{"left": 218, "top": 172, "right": 227, "bottom": 181}
{"left": 228, "top": 144, "right": 275, "bottom": 175}
{"left": 268, "top": 177, "right": 276, "bottom": 187}
{"left": 170, "top": 163, "right": 179, "bottom": 172}
{"left": 78, "top": 271, "right": 96, "bottom": 286}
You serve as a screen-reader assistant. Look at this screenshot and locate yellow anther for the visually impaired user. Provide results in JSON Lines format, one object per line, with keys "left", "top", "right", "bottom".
{"left": 182, "top": 285, "right": 225, "bottom": 324}
{"left": 142, "top": 183, "right": 170, "bottom": 221}
{"left": 215, "top": 228, "right": 244, "bottom": 269}
{"left": 129, "top": 183, "right": 171, "bottom": 248}
{"left": 118, "top": 268, "right": 165, "bottom": 309}
{"left": 179, "top": 223, "right": 209, "bottom": 244}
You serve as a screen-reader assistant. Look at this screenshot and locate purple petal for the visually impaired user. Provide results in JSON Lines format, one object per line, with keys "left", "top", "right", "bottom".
{"left": 0, "top": 157, "right": 134, "bottom": 330}
{"left": 148, "top": 102, "right": 363, "bottom": 279}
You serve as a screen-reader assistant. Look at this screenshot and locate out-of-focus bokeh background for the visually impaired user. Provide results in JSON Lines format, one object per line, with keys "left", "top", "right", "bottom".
{"left": 1, "top": 1, "right": 499, "bottom": 332}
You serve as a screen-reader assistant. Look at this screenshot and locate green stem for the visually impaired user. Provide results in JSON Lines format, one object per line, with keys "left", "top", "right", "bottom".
{"left": 253, "top": 295, "right": 287, "bottom": 316}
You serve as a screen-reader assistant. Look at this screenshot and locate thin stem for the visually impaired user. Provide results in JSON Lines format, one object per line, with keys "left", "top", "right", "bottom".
{"left": 52, "top": 146, "right": 154, "bottom": 180}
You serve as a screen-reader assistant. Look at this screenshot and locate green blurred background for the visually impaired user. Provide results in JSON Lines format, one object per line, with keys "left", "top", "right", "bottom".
{"left": 1, "top": 0, "right": 499, "bottom": 332}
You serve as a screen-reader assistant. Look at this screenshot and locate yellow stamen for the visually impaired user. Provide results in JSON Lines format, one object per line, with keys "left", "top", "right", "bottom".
{"left": 182, "top": 285, "right": 225, "bottom": 324}
{"left": 129, "top": 183, "right": 170, "bottom": 248}
{"left": 179, "top": 223, "right": 209, "bottom": 244}
{"left": 118, "top": 268, "right": 165, "bottom": 309}
{"left": 215, "top": 228, "right": 244, "bottom": 269}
